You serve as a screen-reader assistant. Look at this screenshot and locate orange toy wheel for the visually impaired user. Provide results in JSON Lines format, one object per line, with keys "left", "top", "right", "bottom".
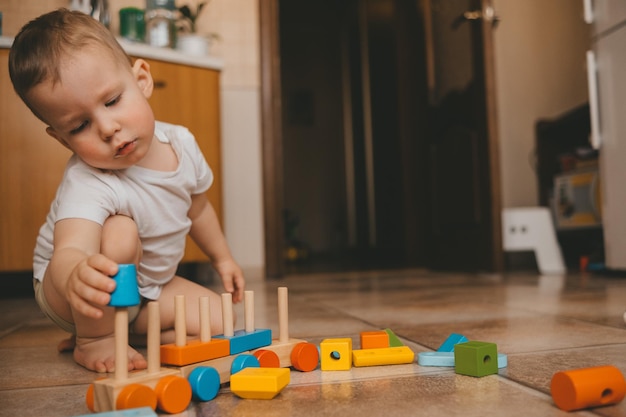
{"left": 85, "top": 383, "right": 95, "bottom": 412}
{"left": 291, "top": 342, "right": 319, "bottom": 372}
{"left": 155, "top": 375, "right": 192, "bottom": 414}
{"left": 254, "top": 349, "right": 281, "bottom": 368}
{"left": 116, "top": 383, "right": 157, "bottom": 411}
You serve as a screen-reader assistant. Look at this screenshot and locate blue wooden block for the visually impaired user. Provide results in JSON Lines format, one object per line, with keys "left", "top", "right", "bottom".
{"left": 437, "top": 333, "right": 468, "bottom": 352}
{"left": 74, "top": 407, "right": 157, "bottom": 417}
{"left": 215, "top": 328, "right": 272, "bottom": 354}
{"left": 108, "top": 264, "right": 140, "bottom": 307}
{"left": 418, "top": 351, "right": 508, "bottom": 368}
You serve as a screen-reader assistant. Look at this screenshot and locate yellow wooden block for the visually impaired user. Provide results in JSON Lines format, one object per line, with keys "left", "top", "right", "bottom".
{"left": 352, "top": 346, "right": 415, "bottom": 367}
{"left": 230, "top": 367, "right": 290, "bottom": 399}
{"left": 320, "top": 338, "right": 353, "bottom": 371}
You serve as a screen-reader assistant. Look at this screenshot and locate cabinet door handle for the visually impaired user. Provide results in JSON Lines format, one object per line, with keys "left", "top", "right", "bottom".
{"left": 154, "top": 80, "right": 167, "bottom": 89}
{"left": 586, "top": 50, "right": 601, "bottom": 149}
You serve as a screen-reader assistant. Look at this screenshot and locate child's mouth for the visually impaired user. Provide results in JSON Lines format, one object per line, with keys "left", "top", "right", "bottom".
{"left": 115, "top": 140, "right": 137, "bottom": 157}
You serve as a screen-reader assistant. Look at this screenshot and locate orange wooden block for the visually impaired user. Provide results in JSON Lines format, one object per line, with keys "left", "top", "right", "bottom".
{"left": 551, "top": 365, "right": 626, "bottom": 411}
{"left": 160, "top": 338, "right": 230, "bottom": 366}
{"left": 360, "top": 330, "right": 389, "bottom": 349}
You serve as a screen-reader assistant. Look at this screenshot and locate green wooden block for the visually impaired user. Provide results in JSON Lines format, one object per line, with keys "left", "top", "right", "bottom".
{"left": 384, "top": 328, "right": 404, "bottom": 347}
{"left": 454, "top": 341, "right": 498, "bottom": 377}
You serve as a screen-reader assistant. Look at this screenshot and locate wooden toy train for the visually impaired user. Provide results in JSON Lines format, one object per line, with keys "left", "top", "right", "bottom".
{"left": 86, "top": 265, "right": 319, "bottom": 414}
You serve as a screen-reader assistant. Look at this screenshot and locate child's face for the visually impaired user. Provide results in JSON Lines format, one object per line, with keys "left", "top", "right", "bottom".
{"left": 26, "top": 47, "right": 156, "bottom": 170}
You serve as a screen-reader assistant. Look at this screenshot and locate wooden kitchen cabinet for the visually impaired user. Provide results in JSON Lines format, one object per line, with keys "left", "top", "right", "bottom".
{"left": 0, "top": 48, "right": 222, "bottom": 271}
{"left": 141, "top": 57, "right": 223, "bottom": 262}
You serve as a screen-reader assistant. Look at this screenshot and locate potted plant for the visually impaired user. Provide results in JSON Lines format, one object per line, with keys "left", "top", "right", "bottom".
{"left": 176, "top": 1, "right": 219, "bottom": 56}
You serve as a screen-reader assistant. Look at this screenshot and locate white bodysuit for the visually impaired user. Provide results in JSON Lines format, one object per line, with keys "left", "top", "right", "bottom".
{"left": 33, "top": 121, "right": 213, "bottom": 300}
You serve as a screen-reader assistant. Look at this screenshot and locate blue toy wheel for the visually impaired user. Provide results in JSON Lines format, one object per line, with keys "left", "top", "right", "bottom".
{"left": 188, "top": 366, "right": 221, "bottom": 402}
{"left": 231, "top": 354, "right": 260, "bottom": 375}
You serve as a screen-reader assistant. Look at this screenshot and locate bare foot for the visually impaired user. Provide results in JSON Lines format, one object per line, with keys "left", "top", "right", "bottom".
{"left": 73, "top": 334, "right": 148, "bottom": 373}
{"left": 57, "top": 335, "right": 76, "bottom": 352}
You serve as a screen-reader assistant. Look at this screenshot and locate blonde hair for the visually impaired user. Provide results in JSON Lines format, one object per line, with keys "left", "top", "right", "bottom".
{"left": 9, "top": 8, "right": 132, "bottom": 117}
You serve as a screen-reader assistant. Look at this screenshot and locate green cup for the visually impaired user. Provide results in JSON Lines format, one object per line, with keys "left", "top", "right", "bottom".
{"left": 119, "top": 7, "right": 145, "bottom": 42}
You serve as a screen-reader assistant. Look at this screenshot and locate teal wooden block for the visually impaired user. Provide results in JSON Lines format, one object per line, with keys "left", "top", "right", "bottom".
{"left": 454, "top": 341, "right": 499, "bottom": 377}
{"left": 108, "top": 264, "right": 140, "bottom": 307}
{"left": 215, "top": 328, "right": 272, "bottom": 355}
{"left": 437, "top": 333, "right": 468, "bottom": 352}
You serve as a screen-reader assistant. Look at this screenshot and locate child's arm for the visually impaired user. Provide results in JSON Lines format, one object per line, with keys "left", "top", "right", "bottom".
{"left": 187, "top": 193, "right": 245, "bottom": 303}
{"left": 45, "top": 218, "right": 118, "bottom": 319}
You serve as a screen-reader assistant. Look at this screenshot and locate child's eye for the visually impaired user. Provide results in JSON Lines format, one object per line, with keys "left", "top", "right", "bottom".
{"left": 105, "top": 95, "right": 121, "bottom": 107}
{"left": 70, "top": 121, "right": 88, "bottom": 135}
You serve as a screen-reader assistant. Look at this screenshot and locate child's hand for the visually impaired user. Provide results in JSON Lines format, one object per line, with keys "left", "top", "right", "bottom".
{"left": 66, "top": 255, "right": 118, "bottom": 319}
{"left": 213, "top": 258, "right": 245, "bottom": 303}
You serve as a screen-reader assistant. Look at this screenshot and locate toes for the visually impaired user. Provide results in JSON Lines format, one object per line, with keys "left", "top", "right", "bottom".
{"left": 130, "top": 352, "right": 148, "bottom": 371}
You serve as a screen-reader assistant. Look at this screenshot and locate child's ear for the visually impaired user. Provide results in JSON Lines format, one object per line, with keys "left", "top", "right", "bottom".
{"left": 45, "top": 127, "right": 72, "bottom": 151}
{"left": 132, "top": 58, "right": 154, "bottom": 98}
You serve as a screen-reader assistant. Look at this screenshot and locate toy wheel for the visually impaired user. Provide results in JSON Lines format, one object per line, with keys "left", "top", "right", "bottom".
{"left": 231, "top": 354, "right": 261, "bottom": 375}
{"left": 116, "top": 383, "right": 157, "bottom": 411}
{"left": 291, "top": 342, "right": 319, "bottom": 372}
{"left": 189, "top": 366, "right": 221, "bottom": 402}
{"left": 85, "top": 383, "right": 95, "bottom": 412}
{"left": 254, "top": 349, "right": 281, "bottom": 368}
{"left": 155, "top": 375, "right": 192, "bottom": 414}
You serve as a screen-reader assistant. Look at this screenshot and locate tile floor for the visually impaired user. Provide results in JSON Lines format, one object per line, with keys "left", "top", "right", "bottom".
{"left": 2, "top": 268, "right": 626, "bottom": 417}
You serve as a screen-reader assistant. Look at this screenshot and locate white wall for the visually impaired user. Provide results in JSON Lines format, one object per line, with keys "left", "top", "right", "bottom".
{"left": 493, "top": 0, "right": 591, "bottom": 208}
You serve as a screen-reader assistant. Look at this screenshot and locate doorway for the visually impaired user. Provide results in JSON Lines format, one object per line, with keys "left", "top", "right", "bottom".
{"left": 260, "top": 0, "right": 502, "bottom": 277}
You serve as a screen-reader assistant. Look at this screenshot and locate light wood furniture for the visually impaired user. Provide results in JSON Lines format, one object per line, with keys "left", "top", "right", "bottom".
{"left": 143, "top": 57, "right": 223, "bottom": 262}
{"left": 0, "top": 48, "right": 222, "bottom": 271}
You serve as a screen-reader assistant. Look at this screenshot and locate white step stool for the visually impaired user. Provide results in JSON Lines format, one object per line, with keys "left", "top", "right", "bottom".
{"left": 502, "top": 207, "right": 566, "bottom": 275}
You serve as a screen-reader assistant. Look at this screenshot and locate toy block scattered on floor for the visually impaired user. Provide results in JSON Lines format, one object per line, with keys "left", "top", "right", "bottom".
{"left": 384, "top": 328, "right": 404, "bottom": 347}
{"left": 320, "top": 338, "right": 353, "bottom": 371}
{"left": 418, "top": 351, "right": 508, "bottom": 368}
{"left": 352, "top": 346, "right": 415, "bottom": 367}
{"left": 74, "top": 406, "right": 158, "bottom": 417}
{"left": 454, "top": 341, "right": 499, "bottom": 377}
{"left": 360, "top": 330, "right": 389, "bottom": 349}
{"left": 551, "top": 365, "right": 626, "bottom": 411}
{"left": 437, "top": 333, "right": 468, "bottom": 352}
{"left": 230, "top": 367, "right": 290, "bottom": 399}
{"left": 214, "top": 292, "right": 272, "bottom": 355}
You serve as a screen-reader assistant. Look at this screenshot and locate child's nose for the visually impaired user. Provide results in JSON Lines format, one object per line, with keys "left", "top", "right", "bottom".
{"left": 97, "top": 116, "right": 121, "bottom": 140}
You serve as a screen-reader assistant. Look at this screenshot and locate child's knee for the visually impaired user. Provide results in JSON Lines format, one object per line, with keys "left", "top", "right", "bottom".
{"left": 101, "top": 215, "right": 141, "bottom": 264}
